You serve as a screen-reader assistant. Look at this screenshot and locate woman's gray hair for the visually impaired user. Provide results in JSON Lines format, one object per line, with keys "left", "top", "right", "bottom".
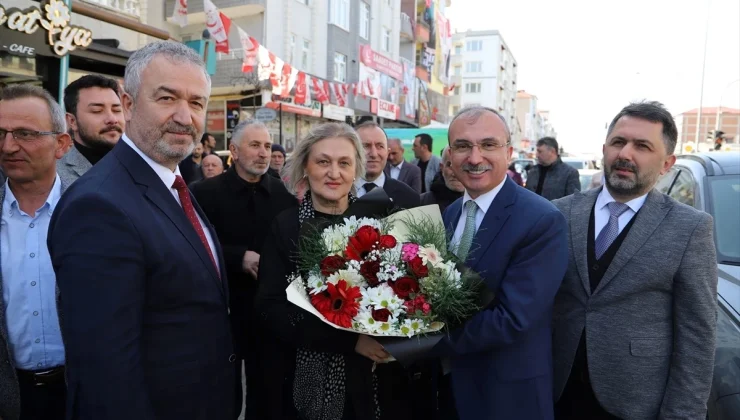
{"left": 283, "top": 122, "right": 366, "bottom": 195}
{"left": 124, "top": 41, "right": 211, "bottom": 100}
{"left": 0, "top": 84, "right": 66, "bottom": 133}
{"left": 230, "top": 120, "right": 269, "bottom": 147}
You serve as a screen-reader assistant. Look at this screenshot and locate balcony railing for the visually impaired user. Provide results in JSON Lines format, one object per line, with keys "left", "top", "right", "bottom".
{"left": 400, "top": 13, "right": 414, "bottom": 43}
{"left": 82, "top": 0, "right": 140, "bottom": 17}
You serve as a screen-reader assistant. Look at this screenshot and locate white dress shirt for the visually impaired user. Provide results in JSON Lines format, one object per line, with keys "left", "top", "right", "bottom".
{"left": 451, "top": 176, "right": 507, "bottom": 248}
{"left": 593, "top": 186, "right": 648, "bottom": 240}
{"left": 121, "top": 135, "right": 219, "bottom": 271}
{"left": 389, "top": 161, "right": 403, "bottom": 180}
{"left": 354, "top": 172, "right": 387, "bottom": 198}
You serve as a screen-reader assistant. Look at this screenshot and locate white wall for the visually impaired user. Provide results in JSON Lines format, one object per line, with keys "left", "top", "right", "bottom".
{"left": 371, "top": 0, "right": 400, "bottom": 60}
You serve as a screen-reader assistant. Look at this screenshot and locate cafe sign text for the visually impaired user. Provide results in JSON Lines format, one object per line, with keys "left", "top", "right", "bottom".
{"left": 0, "top": 0, "right": 93, "bottom": 57}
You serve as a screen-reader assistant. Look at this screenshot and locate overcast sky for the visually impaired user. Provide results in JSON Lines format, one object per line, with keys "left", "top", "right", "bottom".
{"left": 445, "top": 0, "right": 740, "bottom": 155}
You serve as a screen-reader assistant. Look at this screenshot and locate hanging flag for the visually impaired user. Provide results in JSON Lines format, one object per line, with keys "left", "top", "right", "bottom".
{"left": 284, "top": 67, "right": 299, "bottom": 98}
{"left": 270, "top": 56, "right": 285, "bottom": 93}
{"left": 312, "top": 77, "right": 329, "bottom": 104}
{"left": 294, "top": 72, "right": 308, "bottom": 105}
{"left": 204, "top": 0, "right": 230, "bottom": 53}
{"left": 237, "top": 27, "right": 259, "bottom": 73}
{"left": 275, "top": 63, "right": 293, "bottom": 97}
{"left": 172, "top": 0, "right": 188, "bottom": 27}
{"left": 333, "top": 83, "right": 346, "bottom": 107}
{"left": 257, "top": 45, "right": 273, "bottom": 81}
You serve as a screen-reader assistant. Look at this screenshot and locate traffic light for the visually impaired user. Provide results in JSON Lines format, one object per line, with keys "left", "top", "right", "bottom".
{"left": 707, "top": 130, "right": 716, "bottom": 140}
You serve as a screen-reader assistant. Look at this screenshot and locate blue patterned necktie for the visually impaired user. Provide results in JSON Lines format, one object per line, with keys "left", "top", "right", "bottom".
{"left": 456, "top": 200, "right": 479, "bottom": 259}
{"left": 595, "top": 202, "right": 630, "bottom": 259}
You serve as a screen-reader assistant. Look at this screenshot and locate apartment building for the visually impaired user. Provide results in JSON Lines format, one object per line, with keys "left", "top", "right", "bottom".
{"left": 448, "top": 30, "right": 517, "bottom": 130}
{"left": 515, "top": 90, "right": 556, "bottom": 152}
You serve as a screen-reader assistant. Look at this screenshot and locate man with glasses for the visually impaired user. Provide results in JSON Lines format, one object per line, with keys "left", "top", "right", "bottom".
{"left": 434, "top": 106, "right": 569, "bottom": 420}
{"left": 0, "top": 84, "right": 74, "bottom": 420}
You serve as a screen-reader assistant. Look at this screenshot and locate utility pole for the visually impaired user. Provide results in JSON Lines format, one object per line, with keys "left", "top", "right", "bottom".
{"left": 690, "top": 0, "right": 712, "bottom": 153}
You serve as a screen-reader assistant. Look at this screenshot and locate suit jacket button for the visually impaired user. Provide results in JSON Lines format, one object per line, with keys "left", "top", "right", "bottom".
{"left": 592, "top": 264, "right": 599, "bottom": 270}
{"left": 229, "top": 354, "right": 236, "bottom": 363}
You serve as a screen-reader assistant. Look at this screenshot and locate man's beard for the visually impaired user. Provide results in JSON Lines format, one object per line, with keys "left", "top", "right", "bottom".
{"left": 77, "top": 123, "right": 121, "bottom": 150}
{"left": 145, "top": 121, "right": 198, "bottom": 162}
{"left": 243, "top": 160, "right": 269, "bottom": 178}
{"left": 604, "top": 158, "right": 659, "bottom": 197}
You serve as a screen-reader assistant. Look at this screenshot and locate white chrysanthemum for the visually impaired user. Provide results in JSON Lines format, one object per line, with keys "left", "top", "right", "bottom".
{"left": 438, "top": 260, "right": 462, "bottom": 286}
{"left": 322, "top": 227, "right": 348, "bottom": 254}
{"left": 402, "top": 318, "right": 426, "bottom": 337}
{"left": 363, "top": 284, "right": 404, "bottom": 316}
{"left": 375, "top": 315, "right": 400, "bottom": 335}
{"left": 418, "top": 245, "right": 444, "bottom": 268}
{"left": 354, "top": 309, "right": 381, "bottom": 333}
{"left": 306, "top": 272, "right": 327, "bottom": 294}
{"left": 357, "top": 217, "right": 383, "bottom": 230}
{"left": 327, "top": 269, "right": 366, "bottom": 288}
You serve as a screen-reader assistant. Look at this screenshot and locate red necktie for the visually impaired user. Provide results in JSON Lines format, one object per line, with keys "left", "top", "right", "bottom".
{"left": 172, "top": 175, "right": 219, "bottom": 276}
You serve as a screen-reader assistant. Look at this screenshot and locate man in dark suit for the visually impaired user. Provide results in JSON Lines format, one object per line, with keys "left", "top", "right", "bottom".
{"left": 384, "top": 138, "right": 422, "bottom": 193}
{"left": 190, "top": 120, "right": 297, "bottom": 419}
{"left": 552, "top": 101, "right": 717, "bottom": 419}
{"left": 354, "top": 121, "right": 420, "bottom": 210}
{"left": 47, "top": 41, "right": 235, "bottom": 420}
{"left": 436, "top": 105, "right": 568, "bottom": 420}
{"left": 525, "top": 137, "right": 581, "bottom": 200}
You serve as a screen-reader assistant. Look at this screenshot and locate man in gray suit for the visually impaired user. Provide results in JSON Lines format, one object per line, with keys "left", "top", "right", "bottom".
{"left": 384, "top": 138, "right": 422, "bottom": 193}
{"left": 412, "top": 133, "right": 442, "bottom": 193}
{"left": 552, "top": 101, "right": 717, "bottom": 419}
{"left": 58, "top": 75, "right": 124, "bottom": 183}
{"left": 0, "top": 85, "right": 75, "bottom": 420}
{"left": 525, "top": 137, "right": 581, "bottom": 200}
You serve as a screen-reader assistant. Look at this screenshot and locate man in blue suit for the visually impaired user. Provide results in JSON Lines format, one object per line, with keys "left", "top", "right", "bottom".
{"left": 437, "top": 105, "right": 569, "bottom": 420}
{"left": 47, "top": 41, "right": 235, "bottom": 420}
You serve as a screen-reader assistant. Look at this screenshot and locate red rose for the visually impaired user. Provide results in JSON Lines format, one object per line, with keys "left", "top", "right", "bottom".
{"left": 320, "top": 255, "right": 346, "bottom": 277}
{"left": 360, "top": 259, "right": 381, "bottom": 286}
{"left": 345, "top": 225, "right": 380, "bottom": 260}
{"left": 408, "top": 256, "right": 429, "bottom": 278}
{"left": 371, "top": 308, "right": 392, "bottom": 322}
{"left": 392, "top": 276, "right": 420, "bottom": 299}
{"left": 378, "top": 235, "right": 397, "bottom": 249}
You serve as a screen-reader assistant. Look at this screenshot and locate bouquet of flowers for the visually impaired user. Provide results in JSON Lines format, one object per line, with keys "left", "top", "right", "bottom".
{"left": 286, "top": 205, "right": 483, "bottom": 341}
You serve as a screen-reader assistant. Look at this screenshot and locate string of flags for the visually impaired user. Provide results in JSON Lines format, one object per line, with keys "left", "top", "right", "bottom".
{"left": 171, "top": 1, "right": 455, "bottom": 109}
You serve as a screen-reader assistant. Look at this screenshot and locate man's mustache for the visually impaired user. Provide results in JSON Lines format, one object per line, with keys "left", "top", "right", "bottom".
{"left": 612, "top": 160, "right": 637, "bottom": 173}
{"left": 100, "top": 125, "right": 123, "bottom": 134}
{"left": 161, "top": 122, "right": 197, "bottom": 139}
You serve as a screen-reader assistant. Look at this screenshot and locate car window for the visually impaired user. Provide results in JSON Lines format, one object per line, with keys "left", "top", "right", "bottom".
{"left": 655, "top": 168, "right": 679, "bottom": 194}
{"left": 668, "top": 168, "right": 697, "bottom": 208}
{"left": 708, "top": 175, "right": 740, "bottom": 262}
{"left": 565, "top": 161, "right": 584, "bottom": 170}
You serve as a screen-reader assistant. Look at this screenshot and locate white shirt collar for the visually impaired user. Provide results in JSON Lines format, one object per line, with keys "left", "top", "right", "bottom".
{"left": 461, "top": 175, "right": 507, "bottom": 214}
{"left": 355, "top": 171, "right": 387, "bottom": 191}
{"left": 393, "top": 160, "right": 404, "bottom": 170}
{"left": 121, "top": 134, "right": 181, "bottom": 189}
{"left": 596, "top": 186, "right": 648, "bottom": 214}
{"left": 3, "top": 174, "right": 62, "bottom": 216}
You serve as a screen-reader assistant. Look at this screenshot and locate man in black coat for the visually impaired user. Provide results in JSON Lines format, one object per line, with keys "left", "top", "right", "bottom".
{"left": 525, "top": 137, "right": 581, "bottom": 200}
{"left": 190, "top": 120, "right": 297, "bottom": 419}
{"left": 353, "top": 121, "right": 420, "bottom": 210}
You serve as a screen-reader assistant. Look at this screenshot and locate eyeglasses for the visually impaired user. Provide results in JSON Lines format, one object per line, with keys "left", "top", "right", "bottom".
{"left": 450, "top": 140, "right": 510, "bottom": 155}
{"left": 0, "top": 129, "right": 61, "bottom": 142}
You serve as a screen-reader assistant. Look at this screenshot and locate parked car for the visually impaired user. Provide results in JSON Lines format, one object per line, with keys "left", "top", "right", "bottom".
{"left": 654, "top": 152, "right": 740, "bottom": 419}
{"left": 561, "top": 156, "right": 595, "bottom": 170}
{"left": 578, "top": 169, "right": 602, "bottom": 191}
{"left": 512, "top": 158, "right": 535, "bottom": 185}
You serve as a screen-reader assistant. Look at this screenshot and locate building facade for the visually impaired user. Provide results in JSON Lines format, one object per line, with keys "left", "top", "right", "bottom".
{"left": 515, "top": 90, "right": 556, "bottom": 153}
{"left": 675, "top": 106, "right": 740, "bottom": 153}
{"left": 448, "top": 29, "right": 517, "bottom": 131}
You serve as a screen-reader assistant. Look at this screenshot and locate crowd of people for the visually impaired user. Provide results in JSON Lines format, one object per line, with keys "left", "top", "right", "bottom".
{"left": 0, "top": 40, "right": 718, "bottom": 420}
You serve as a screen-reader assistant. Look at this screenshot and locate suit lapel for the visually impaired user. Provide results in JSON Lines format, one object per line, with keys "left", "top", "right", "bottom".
{"left": 468, "top": 177, "right": 517, "bottom": 269}
{"left": 66, "top": 147, "right": 92, "bottom": 177}
{"left": 570, "top": 189, "right": 600, "bottom": 296}
{"left": 113, "top": 142, "right": 223, "bottom": 294}
{"left": 593, "top": 189, "right": 671, "bottom": 295}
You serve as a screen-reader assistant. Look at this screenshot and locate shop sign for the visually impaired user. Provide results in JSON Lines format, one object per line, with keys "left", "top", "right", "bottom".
{"left": 0, "top": 0, "right": 93, "bottom": 57}
{"left": 254, "top": 107, "right": 277, "bottom": 122}
{"left": 371, "top": 98, "right": 400, "bottom": 120}
{"left": 322, "top": 104, "right": 354, "bottom": 122}
{"left": 207, "top": 109, "right": 225, "bottom": 132}
{"left": 359, "top": 44, "right": 403, "bottom": 81}
{"left": 263, "top": 91, "right": 321, "bottom": 118}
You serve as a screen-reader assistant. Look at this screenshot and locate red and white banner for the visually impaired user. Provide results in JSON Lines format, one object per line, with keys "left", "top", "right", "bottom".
{"left": 359, "top": 44, "right": 403, "bottom": 80}
{"left": 257, "top": 46, "right": 274, "bottom": 81}
{"left": 270, "top": 56, "right": 285, "bottom": 93}
{"left": 172, "top": 0, "right": 187, "bottom": 27}
{"left": 204, "top": 0, "right": 230, "bottom": 53}
{"left": 237, "top": 27, "right": 258, "bottom": 73}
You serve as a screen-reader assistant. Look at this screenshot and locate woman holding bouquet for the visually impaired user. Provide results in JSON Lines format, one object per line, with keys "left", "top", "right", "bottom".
{"left": 256, "top": 123, "right": 426, "bottom": 420}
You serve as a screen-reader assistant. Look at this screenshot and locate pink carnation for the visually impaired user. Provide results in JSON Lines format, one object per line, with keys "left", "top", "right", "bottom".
{"left": 401, "top": 243, "right": 420, "bottom": 262}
